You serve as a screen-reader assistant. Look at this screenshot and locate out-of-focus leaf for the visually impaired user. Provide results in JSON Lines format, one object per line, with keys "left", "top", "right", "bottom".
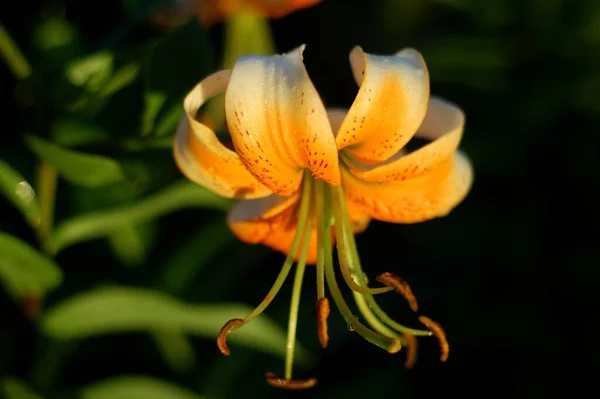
{"left": 47, "top": 180, "right": 230, "bottom": 254}
{"left": 158, "top": 219, "right": 233, "bottom": 295}
{"left": 66, "top": 51, "right": 113, "bottom": 92}
{"left": 0, "top": 160, "right": 41, "bottom": 227}
{"left": 1, "top": 377, "right": 44, "bottom": 399}
{"left": 143, "top": 19, "right": 212, "bottom": 136}
{"left": 108, "top": 222, "right": 156, "bottom": 267}
{"left": 0, "top": 23, "right": 32, "bottom": 79}
{"left": 80, "top": 375, "right": 203, "bottom": 399}
{"left": 152, "top": 329, "right": 195, "bottom": 373}
{"left": 99, "top": 62, "right": 141, "bottom": 97}
{"left": 51, "top": 119, "right": 110, "bottom": 147}
{"left": 42, "top": 286, "right": 314, "bottom": 364}
{"left": 24, "top": 135, "right": 126, "bottom": 187}
{"left": 0, "top": 233, "right": 63, "bottom": 299}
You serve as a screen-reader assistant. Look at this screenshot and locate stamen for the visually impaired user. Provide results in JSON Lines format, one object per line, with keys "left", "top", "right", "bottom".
{"left": 319, "top": 181, "right": 401, "bottom": 354}
{"left": 402, "top": 333, "right": 418, "bottom": 368}
{"left": 418, "top": 316, "right": 449, "bottom": 362}
{"left": 265, "top": 372, "right": 318, "bottom": 390}
{"left": 331, "top": 185, "right": 393, "bottom": 295}
{"left": 217, "top": 318, "right": 244, "bottom": 355}
{"left": 216, "top": 173, "right": 313, "bottom": 356}
{"left": 376, "top": 272, "right": 419, "bottom": 312}
{"left": 315, "top": 297, "right": 330, "bottom": 348}
{"left": 361, "top": 295, "right": 432, "bottom": 337}
{"left": 351, "top": 289, "right": 400, "bottom": 341}
{"left": 284, "top": 220, "right": 312, "bottom": 380}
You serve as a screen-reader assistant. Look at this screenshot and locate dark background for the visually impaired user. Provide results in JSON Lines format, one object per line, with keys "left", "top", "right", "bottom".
{"left": 2, "top": 0, "right": 599, "bottom": 398}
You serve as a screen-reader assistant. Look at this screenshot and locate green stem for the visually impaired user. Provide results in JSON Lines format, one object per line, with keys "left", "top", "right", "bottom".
{"left": 36, "top": 161, "right": 57, "bottom": 246}
{"left": 0, "top": 23, "right": 31, "bottom": 79}
{"left": 321, "top": 182, "right": 400, "bottom": 353}
{"left": 284, "top": 220, "right": 311, "bottom": 380}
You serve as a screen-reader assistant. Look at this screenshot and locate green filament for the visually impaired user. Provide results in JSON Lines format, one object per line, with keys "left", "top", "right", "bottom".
{"left": 319, "top": 181, "right": 400, "bottom": 353}
{"left": 239, "top": 172, "right": 313, "bottom": 326}
{"left": 330, "top": 184, "right": 432, "bottom": 338}
{"left": 284, "top": 220, "right": 311, "bottom": 380}
{"left": 330, "top": 185, "right": 392, "bottom": 295}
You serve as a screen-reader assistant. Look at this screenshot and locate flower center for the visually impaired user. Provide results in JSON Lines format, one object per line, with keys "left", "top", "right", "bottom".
{"left": 217, "top": 170, "right": 449, "bottom": 389}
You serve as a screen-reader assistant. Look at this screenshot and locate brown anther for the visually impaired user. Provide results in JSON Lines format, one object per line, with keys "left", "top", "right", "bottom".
{"left": 265, "top": 372, "right": 318, "bottom": 390}
{"left": 376, "top": 272, "right": 419, "bottom": 312}
{"left": 216, "top": 318, "right": 244, "bottom": 356}
{"left": 22, "top": 294, "right": 42, "bottom": 320}
{"left": 315, "top": 297, "right": 330, "bottom": 348}
{"left": 387, "top": 338, "right": 402, "bottom": 354}
{"left": 402, "top": 333, "right": 418, "bottom": 368}
{"left": 418, "top": 316, "right": 449, "bottom": 362}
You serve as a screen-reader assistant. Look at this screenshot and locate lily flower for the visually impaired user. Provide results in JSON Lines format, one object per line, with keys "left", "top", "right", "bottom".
{"left": 152, "top": 0, "right": 323, "bottom": 29}
{"left": 174, "top": 45, "right": 473, "bottom": 388}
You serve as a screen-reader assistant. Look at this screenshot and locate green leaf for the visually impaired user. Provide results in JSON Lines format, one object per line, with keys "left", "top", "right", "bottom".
{"left": 143, "top": 19, "right": 212, "bottom": 136}
{"left": 1, "top": 377, "right": 44, "bottom": 399}
{"left": 80, "top": 375, "right": 203, "bottom": 399}
{"left": 66, "top": 51, "right": 113, "bottom": 92}
{"left": 24, "top": 134, "right": 126, "bottom": 187}
{"left": 42, "top": 286, "right": 313, "bottom": 364}
{"left": 0, "top": 233, "right": 63, "bottom": 299}
{"left": 107, "top": 222, "right": 156, "bottom": 267}
{"left": 47, "top": 180, "right": 230, "bottom": 254}
{"left": 0, "top": 160, "right": 41, "bottom": 227}
{"left": 152, "top": 329, "right": 195, "bottom": 373}
{"left": 158, "top": 219, "right": 233, "bottom": 295}
{"left": 51, "top": 118, "right": 110, "bottom": 147}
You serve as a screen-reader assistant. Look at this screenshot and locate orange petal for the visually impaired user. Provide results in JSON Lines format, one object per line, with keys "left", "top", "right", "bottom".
{"left": 244, "top": 0, "right": 323, "bottom": 18}
{"left": 336, "top": 47, "right": 429, "bottom": 165}
{"left": 198, "top": 0, "right": 323, "bottom": 26}
{"left": 228, "top": 194, "right": 324, "bottom": 264}
{"left": 344, "top": 96, "right": 465, "bottom": 183}
{"left": 174, "top": 70, "right": 272, "bottom": 199}
{"left": 342, "top": 152, "right": 473, "bottom": 224}
{"left": 225, "top": 45, "right": 340, "bottom": 196}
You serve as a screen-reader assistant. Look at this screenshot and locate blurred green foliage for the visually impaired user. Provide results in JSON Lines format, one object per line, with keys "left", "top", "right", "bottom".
{"left": 1, "top": 0, "right": 598, "bottom": 398}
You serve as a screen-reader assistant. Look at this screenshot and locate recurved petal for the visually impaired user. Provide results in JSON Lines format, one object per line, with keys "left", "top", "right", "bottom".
{"left": 227, "top": 194, "right": 323, "bottom": 264}
{"left": 174, "top": 70, "right": 272, "bottom": 199}
{"left": 341, "top": 152, "right": 473, "bottom": 224}
{"left": 225, "top": 45, "right": 340, "bottom": 196}
{"left": 244, "top": 0, "right": 323, "bottom": 18}
{"left": 336, "top": 47, "right": 430, "bottom": 165}
{"left": 343, "top": 96, "right": 465, "bottom": 183}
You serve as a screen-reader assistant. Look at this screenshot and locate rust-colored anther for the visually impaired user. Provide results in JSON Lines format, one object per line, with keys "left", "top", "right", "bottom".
{"left": 216, "top": 318, "right": 244, "bottom": 356}
{"left": 418, "top": 316, "right": 449, "bottom": 362}
{"left": 376, "top": 272, "right": 419, "bottom": 312}
{"left": 402, "top": 333, "right": 418, "bottom": 368}
{"left": 22, "top": 294, "right": 42, "bottom": 320}
{"left": 315, "top": 297, "right": 330, "bottom": 348}
{"left": 387, "top": 338, "right": 402, "bottom": 354}
{"left": 265, "top": 372, "right": 318, "bottom": 390}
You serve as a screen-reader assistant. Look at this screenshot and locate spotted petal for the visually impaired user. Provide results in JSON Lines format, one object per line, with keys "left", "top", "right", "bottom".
{"left": 336, "top": 47, "right": 429, "bottom": 165}
{"left": 225, "top": 45, "right": 340, "bottom": 196}
{"left": 174, "top": 70, "right": 272, "bottom": 199}
{"left": 341, "top": 152, "right": 473, "bottom": 224}
{"left": 344, "top": 96, "right": 465, "bottom": 183}
{"left": 228, "top": 192, "right": 369, "bottom": 264}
